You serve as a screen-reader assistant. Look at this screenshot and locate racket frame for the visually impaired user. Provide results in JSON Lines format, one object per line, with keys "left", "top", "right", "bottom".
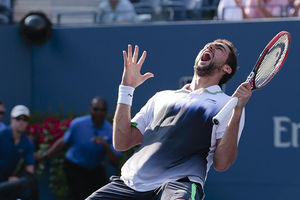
{"left": 248, "top": 31, "right": 291, "bottom": 90}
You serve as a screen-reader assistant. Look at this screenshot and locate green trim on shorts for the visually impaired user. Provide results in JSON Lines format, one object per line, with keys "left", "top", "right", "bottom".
{"left": 191, "top": 183, "right": 197, "bottom": 200}
{"left": 131, "top": 122, "right": 138, "bottom": 127}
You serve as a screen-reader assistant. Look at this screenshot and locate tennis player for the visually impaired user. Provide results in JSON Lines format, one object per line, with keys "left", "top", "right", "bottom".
{"left": 87, "top": 39, "right": 252, "bottom": 200}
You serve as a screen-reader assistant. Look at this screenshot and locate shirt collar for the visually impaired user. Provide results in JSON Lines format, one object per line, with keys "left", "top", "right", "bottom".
{"left": 177, "top": 84, "right": 223, "bottom": 95}
{"left": 203, "top": 85, "right": 224, "bottom": 94}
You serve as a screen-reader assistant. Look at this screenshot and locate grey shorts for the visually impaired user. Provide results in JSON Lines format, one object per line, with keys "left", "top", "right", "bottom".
{"left": 86, "top": 176, "right": 204, "bottom": 200}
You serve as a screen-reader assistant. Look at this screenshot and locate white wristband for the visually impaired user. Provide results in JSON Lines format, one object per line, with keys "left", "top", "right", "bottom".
{"left": 117, "top": 85, "right": 135, "bottom": 106}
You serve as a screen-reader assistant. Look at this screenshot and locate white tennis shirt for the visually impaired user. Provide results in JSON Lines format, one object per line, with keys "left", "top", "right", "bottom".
{"left": 121, "top": 85, "right": 245, "bottom": 192}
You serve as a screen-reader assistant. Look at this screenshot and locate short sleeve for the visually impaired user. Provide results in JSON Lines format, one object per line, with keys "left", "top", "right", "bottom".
{"left": 131, "top": 94, "right": 156, "bottom": 134}
{"left": 63, "top": 120, "right": 75, "bottom": 144}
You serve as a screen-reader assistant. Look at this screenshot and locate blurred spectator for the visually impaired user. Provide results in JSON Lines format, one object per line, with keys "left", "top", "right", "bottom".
{"left": 161, "top": 0, "right": 185, "bottom": 20}
{"left": 161, "top": 0, "right": 200, "bottom": 20}
{"left": 198, "top": 0, "right": 220, "bottom": 20}
{"left": 0, "top": 99, "right": 6, "bottom": 131}
{"left": 36, "top": 97, "right": 121, "bottom": 200}
{"left": 0, "top": 105, "right": 38, "bottom": 200}
{"left": 133, "top": 0, "right": 162, "bottom": 20}
{"left": 184, "top": 0, "right": 201, "bottom": 19}
{"left": 291, "top": 0, "right": 300, "bottom": 16}
{"left": 150, "top": 0, "right": 164, "bottom": 18}
{"left": 0, "top": 0, "right": 12, "bottom": 24}
{"left": 98, "top": 0, "right": 137, "bottom": 24}
{"left": 218, "top": 0, "right": 243, "bottom": 20}
{"left": 243, "top": 0, "right": 293, "bottom": 18}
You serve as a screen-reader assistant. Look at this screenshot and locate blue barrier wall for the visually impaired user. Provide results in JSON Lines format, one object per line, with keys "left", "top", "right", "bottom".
{"left": 0, "top": 25, "right": 32, "bottom": 123}
{"left": 1, "top": 19, "right": 300, "bottom": 199}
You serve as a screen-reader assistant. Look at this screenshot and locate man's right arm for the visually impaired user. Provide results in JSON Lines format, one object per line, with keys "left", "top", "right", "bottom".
{"left": 213, "top": 82, "right": 251, "bottom": 171}
{"left": 36, "top": 137, "right": 66, "bottom": 161}
{"left": 113, "top": 44, "right": 153, "bottom": 151}
{"left": 113, "top": 103, "right": 143, "bottom": 151}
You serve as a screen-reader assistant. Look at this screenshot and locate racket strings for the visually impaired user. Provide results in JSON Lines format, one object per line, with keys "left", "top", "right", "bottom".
{"left": 255, "top": 35, "right": 289, "bottom": 88}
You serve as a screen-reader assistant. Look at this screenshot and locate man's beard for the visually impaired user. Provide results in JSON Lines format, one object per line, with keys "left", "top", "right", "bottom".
{"left": 194, "top": 62, "right": 221, "bottom": 77}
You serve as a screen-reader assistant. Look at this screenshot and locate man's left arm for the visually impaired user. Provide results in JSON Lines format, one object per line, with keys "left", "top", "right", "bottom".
{"left": 213, "top": 82, "right": 252, "bottom": 171}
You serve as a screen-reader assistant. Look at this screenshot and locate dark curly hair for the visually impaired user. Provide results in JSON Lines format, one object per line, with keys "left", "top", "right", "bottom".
{"left": 214, "top": 39, "right": 238, "bottom": 85}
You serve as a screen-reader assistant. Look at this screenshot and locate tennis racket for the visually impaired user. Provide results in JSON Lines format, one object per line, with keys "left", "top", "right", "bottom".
{"left": 212, "top": 31, "right": 291, "bottom": 125}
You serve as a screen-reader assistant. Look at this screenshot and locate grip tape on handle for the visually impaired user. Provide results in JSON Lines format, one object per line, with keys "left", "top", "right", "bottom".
{"left": 212, "top": 97, "right": 238, "bottom": 125}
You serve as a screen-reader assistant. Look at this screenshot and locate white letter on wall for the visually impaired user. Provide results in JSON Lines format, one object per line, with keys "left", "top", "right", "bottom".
{"left": 292, "top": 122, "right": 300, "bottom": 148}
{"left": 273, "top": 116, "right": 291, "bottom": 148}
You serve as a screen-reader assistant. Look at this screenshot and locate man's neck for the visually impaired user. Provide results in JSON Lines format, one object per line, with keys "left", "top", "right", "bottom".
{"left": 93, "top": 119, "right": 104, "bottom": 128}
{"left": 190, "top": 74, "right": 220, "bottom": 91}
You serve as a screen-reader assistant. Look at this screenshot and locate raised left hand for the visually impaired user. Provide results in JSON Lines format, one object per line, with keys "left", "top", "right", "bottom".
{"left": 121, "top": 44, "right": 154, "bottom": 88}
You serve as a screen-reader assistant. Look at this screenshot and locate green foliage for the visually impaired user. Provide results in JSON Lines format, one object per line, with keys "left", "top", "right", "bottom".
{"left": 48, "top": 152, "right": 70, "bottom": 200}
{"left": 27, "top": 114, "right": 74, "bottom": 199}
{"left": 27, "top": 112, "right": 129, "bottom": 199}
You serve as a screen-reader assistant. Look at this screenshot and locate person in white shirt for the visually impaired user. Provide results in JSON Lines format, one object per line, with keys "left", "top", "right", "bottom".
{"left": 218, "top": 0, "right": 244, "bottom": 20}
{"left": 98, "top": 0, "right": 137, "bottom": 24}
{"left": 87, "top": 40, "right": 252, "bottom": 199}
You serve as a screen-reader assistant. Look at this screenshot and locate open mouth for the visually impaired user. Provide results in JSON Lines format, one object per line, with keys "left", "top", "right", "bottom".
{"left": 198, "top": 51, "right": 213, "bottom": 66}
{"left": 201, "top": 51, "right": 212, "bottom": 61}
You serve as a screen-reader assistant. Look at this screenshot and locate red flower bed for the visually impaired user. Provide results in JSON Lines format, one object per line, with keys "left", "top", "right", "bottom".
{"left": 27, "top": 117, "right": 72, "bottom": 148}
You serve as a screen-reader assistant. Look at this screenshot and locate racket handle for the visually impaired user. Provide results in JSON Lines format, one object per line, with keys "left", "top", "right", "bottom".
{"left": 212, "top": 97, "right": 238, "bottom": 125}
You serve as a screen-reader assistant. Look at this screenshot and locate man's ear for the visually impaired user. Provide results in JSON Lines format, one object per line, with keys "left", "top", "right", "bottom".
{"left": 223, "top": 64, "right": 232, "bottom": 74}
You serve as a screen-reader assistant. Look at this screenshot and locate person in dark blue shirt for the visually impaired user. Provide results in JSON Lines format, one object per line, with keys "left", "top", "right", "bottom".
{"left": 0, "top": 105, "right": 38, "bottom": 200}
{"left": 37, "top": 96, "right": 121, "bottom": 200}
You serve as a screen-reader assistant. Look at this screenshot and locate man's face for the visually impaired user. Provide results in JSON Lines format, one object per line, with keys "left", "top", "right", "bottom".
{"left": 0, "top": 104, "right": 5, "bottom": 121}
{"left": 90, "top": 101, "right": 107, "bottom": 122}
{"left": 11, "top": 115, "right": 29, "bottom": 133}
{"left": 194, "top": 41, "right": 231, "bottom": 77}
